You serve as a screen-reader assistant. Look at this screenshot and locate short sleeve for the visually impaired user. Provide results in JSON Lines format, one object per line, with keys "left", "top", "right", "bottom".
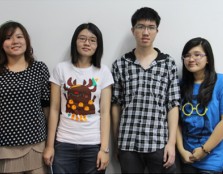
{"left": 166, "top": 57, "right": 180, "bottom": 111}
{"left": 50, "top": 63, "right": 63, "bottom": 86}
{"left": 100, "top": 64, "right": 114, "bottom": 90}
{"left": 111, "top": 59, "right": 124, "bottom": 105}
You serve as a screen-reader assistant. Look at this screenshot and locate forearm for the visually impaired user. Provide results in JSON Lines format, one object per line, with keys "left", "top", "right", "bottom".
{"left": 111, "top": 104, "right": 121, "bottom": 143}
{"left": 176, "top": 124, "right": 194, "bottom": 163}
{"left": 100, "top": 86, "right": 112, "bottom": 150}
{"left": 100, "top": 112, "right": 110, "bottom": 150}
{"left": 176, "top": 125, "right": 185, "bottom": 154}
{"left": 46, "top": 83, "right": 61, "bottom": 148}
{"left": 202, "top": 116, "right": 223, "bottom": 153}
{"left": 46, "top": 110, "right": 59, "bottom": 148}
{"left": 167, "top": 106, "right": 179, "bottom": 145}
{"left": 43, "top": 106, "right": 50, "bottom": 120}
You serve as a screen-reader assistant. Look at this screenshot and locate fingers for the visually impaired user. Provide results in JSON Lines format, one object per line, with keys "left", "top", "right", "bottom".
{"left": 43, "top": 155, "right": 53, "bottom": 166}
{"left": 43, "top": 148, "right": 54, "bottom": 166}
{"left": 44, "top": 158, "right": 52, "bottom": 166}
{"left": 97, "top": 159, "right": 109, "bottom": 171}
{"left": 163, "top": 149, "right": 167, "bottom": 163}
{"left": 163, "top": 150, "right": 175, "bottom": 168}
{"left": 163, "top": 155, "right": 175, "bottom": 168}
{"left": 189, "top": 155, "right": 200, "bottom": 162}
{"left": 97, "top": 162, "right": 109, "bottom": 171}
{"left": 97, "top": 151, "right": 109, "bottom": 171}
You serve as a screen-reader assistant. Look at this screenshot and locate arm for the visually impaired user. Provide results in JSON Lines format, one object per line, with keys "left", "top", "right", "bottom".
{"left": 202, "top": 115, "right": 223, "bottom": 151}
{"left": 43, "top": 83, "right": 61, "bottom": 166}
{"left": 176, "top": 125, "right": 194, "bottom": 163}
{"left": 190, "top": 115, "right": 223, "bottom": 161}
{"left": 163, "top": 106, "right": 179, "bottom": 168}
{"left": 42, "top": 106, "right": 50, "bottom": 121}
{"left": 163, "top": 58, "right": 181, "bottom": 168}
{"left": 111, "top": 103, "right": 121, "bottom": 158}
{"left": 110, "top": 60, "right": 122, "bottom": 158}
{"left": 97, "top": 85, "right": 112, "bottom": 171}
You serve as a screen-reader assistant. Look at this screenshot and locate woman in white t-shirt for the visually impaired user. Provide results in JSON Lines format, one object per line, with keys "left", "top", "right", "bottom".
{"left": 43, "top": 23, "right": 114, "bottom": 174}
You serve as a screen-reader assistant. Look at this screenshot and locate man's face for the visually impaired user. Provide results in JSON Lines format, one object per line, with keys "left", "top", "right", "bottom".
{"left": 132, "top": 19, "right": 158, "bottom": 48}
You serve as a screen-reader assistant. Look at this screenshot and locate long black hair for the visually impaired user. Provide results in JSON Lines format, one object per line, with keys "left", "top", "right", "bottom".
{"left": 70, "top": 23, "right": 103, "bottom": 68}
{"left": 181, "top": 37, "right": 217, "bottom": 107}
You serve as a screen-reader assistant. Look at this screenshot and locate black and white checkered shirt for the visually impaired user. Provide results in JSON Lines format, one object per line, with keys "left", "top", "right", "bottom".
{"left": 111, "top": 48, "right": 180, "bottom": 153}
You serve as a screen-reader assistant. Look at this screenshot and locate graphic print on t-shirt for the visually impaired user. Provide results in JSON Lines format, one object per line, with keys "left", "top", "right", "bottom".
{"left": 181, "top": 96, "right": 211, "bottom": 147}
{"left": 63, "top": 77, "right": 97, "bottom": 121}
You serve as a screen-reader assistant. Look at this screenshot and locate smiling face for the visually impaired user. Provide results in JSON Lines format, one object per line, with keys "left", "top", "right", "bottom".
{"left": 3, "top": 27, "right": 27, "bottom": 59}
{"left": 76, "top": 29, "right": 98, "bottom": 60}
{"left": 183, "top": 45, "right": 208, "bottom": 75}
{"left": 132, "top": 19, "right": 158, "bottom": 49}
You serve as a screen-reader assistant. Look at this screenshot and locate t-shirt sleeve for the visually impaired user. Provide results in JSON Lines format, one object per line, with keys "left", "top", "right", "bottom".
{"left": 50, "top": 63, "right": 62, "bottom": 86}
{"left": 111, "top": 59, "right": 123, "bottom": 105}
{"left": 100, "top": 65, "right": 114, "bottom": 89}
{"left": 166, "top": 57, "right": 180, "bottom": 111}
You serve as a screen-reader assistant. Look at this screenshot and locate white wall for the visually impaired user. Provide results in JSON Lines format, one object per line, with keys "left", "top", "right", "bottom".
{"left": 1, "top": 0, "right": 223, "bottom": 173}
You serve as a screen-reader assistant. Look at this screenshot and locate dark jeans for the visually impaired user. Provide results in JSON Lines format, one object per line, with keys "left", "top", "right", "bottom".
{"left": 119, "top": 148, "right": 176, "bottom": 174}
{"left": 52, "top": 141, "right": 105, "bottom": 174}
{"left": 181, "top": 163, "right": 222, "bottom": 174}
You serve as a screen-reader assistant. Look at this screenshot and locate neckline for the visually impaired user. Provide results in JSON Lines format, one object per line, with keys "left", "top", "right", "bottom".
{"left": 5, "top": 62, "right": 29, "bottom": 73}
{"left": 73, "top": 64, "right": 93, "bottom": 71}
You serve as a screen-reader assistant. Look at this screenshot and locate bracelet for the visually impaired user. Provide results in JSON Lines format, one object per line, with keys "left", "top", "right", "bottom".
{"left": 100, "top": 147, "right": 109, "bottom": 153}
{"left": 201, "top": 145, "right": 210, "bottom": 154}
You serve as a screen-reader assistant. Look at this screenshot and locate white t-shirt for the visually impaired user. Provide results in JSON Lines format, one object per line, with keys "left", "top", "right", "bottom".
{"left": 50, "top": 60, "right": 114, "bottom": 145}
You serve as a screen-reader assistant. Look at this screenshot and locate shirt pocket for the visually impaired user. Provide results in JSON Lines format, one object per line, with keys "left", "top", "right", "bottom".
{"left": 123, "top": 74, "right": 138, "bottom": 95}
{"left": 150, "top": 71, "right": 169, "bottom": 96}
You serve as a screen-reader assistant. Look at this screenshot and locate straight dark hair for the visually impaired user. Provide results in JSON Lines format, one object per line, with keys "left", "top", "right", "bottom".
{"left": 181, "top": 37, "right": 217, "bottom": 107}
{"left": 131, "top": 7, "right": 161, "bottom": 27}
{"left": 70, "top": 23, "right": 103, "bottom": 68}
{"left": 0, "top": 21, "right": 34, "bottom": 75}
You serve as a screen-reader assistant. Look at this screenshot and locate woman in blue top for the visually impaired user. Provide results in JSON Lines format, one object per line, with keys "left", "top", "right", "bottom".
{"left": 177, "top": 37, "right": 223, "bottom": 173}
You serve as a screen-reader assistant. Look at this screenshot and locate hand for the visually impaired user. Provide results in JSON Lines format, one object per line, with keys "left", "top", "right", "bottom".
{"left": 163, "top": 143, "right": 175, "bottom": 168}
{"left": 43, "top": 146, "right": 54, "bottom": 166}
{"left": 180, "top": 149, "right": 194, "bottom": 164}
{"left": 189, "top": 147, "right": 207, "bottom": 162}
{"left": 97, "top": 150, "right": 109, "bottom": 171}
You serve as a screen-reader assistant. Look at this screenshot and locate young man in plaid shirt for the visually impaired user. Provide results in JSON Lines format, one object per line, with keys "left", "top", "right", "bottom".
{"left": 111, "top": 7, "right": 180, "bottom": 173}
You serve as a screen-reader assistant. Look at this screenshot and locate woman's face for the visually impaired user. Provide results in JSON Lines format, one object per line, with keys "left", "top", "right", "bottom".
{"left": 76, "top": 29, "right": 97, "bottom": 59}
{"left": 3, "top": 27, "right": 27, "bottom": 58}
{"left": 183, "top": 45, "right": 208, "bottom": 74}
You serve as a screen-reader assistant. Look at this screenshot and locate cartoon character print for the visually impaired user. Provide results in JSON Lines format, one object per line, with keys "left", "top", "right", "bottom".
{"left": 63, "top": 77, "right": 97, "bottom": 121}
{"left": 181, "top": 100, "right": 210, "bottom": 146}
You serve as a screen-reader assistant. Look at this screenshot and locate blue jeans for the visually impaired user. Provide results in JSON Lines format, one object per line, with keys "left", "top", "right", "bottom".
{"left": 119, "top": 148, "right": 176, "bottom": 173}
{"left": 53, "top": 141, "right": 105, "bottom": 174}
